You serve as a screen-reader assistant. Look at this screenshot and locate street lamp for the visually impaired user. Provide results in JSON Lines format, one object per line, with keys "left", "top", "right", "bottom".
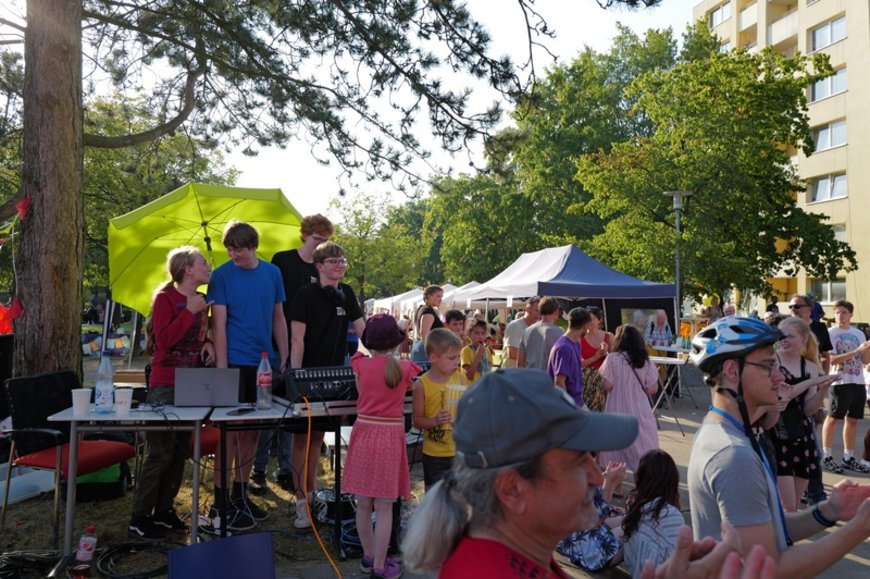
{"left": 664, "top": 191, "right": 693, "bottom": 345}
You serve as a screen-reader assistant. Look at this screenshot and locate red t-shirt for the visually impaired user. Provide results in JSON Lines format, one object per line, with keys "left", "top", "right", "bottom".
{"left": 439, "top": 537, "right": 570, "bottom": 579}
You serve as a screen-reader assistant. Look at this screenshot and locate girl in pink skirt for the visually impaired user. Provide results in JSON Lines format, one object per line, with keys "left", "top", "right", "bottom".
{"left": 345, "top": 314, "right": 420, "bottom": 578}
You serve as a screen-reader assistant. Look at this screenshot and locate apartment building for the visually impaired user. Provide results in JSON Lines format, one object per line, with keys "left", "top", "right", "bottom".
{"left": 692, "top": 0, "right": 870, "bottom": 320}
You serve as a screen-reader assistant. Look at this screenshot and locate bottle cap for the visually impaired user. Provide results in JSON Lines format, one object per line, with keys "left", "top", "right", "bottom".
{"left": 261, "top": 352, "right": 268, "bottom": 357}
{"left": 86, "top": 525, "right": 96, "bottom": 533}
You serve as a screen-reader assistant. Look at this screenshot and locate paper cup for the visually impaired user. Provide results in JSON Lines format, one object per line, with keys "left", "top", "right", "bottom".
{"left": 115, "top": 388, "right": 133, "bottom": 415}
{"left": 72, "top": 388, "right": 91, "bottom": 417}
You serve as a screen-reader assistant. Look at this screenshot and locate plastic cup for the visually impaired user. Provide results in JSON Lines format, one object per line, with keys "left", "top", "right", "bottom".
{"left": 444, "top": 384, "right": 467, "bottom": 421}
{"left": 72, "top": 388, "right": 91, "bottom": 417}
{"left": 115, "top": 388, "right": 133, "bottom": 415}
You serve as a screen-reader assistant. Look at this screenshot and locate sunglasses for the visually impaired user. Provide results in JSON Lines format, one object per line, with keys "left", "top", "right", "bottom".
{"left": 788, "top": 304, "right": 807, "bottom": 310}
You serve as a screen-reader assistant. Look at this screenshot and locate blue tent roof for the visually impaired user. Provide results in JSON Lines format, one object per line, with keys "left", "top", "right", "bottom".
{"left": 452, "top": 245, "right": 674, "bottom": 301}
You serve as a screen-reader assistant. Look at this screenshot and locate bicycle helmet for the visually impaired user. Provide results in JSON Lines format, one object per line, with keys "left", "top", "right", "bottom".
{"left": 690, "top": 316, "right": 783, "bottom": 375}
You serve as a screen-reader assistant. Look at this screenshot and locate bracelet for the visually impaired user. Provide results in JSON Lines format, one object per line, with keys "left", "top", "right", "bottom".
{"left": 812, "top": 505, "right": 837, "bottom": 527}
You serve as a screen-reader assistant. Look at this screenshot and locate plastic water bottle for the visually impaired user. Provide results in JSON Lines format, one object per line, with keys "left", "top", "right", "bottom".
{"left": 94, "top": 355, "right": 114, "bottom": 414}
{"left": 256, "top": 352, "right": 272, "bottom": 410}
{"left": 75, "top": 525, "right": 97, "bottom": 564}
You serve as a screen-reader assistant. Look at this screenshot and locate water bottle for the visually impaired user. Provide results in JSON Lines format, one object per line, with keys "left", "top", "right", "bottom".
{"left": 94, "top": 355, "right": 114, "bottom": 414}
{"left": 75, "top": 525, "right": 97, "bottom": 564}
{"left": 256, "top": 352, "right": 272, "bottom": 410}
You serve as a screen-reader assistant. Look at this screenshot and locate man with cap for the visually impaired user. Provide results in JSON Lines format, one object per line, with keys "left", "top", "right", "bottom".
{"left": 688, "top": 317, "right": 870, "bottom": 577}
{"left": 402, "top": 369, "right": 775, "bottom": 578}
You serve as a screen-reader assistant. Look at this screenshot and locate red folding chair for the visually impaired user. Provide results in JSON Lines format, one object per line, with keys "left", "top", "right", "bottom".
{"left": 1, "top": 371, "right": 136, "bottom": 547}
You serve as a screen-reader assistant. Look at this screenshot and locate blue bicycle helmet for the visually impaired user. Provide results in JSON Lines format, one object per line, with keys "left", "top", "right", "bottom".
{"left": 690, "top": 316, "right": 783, "bottom": 375}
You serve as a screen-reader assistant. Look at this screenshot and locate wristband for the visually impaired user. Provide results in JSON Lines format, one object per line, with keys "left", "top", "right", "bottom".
{"left": 812, "top": 504, "right": 837, "bottom": 527}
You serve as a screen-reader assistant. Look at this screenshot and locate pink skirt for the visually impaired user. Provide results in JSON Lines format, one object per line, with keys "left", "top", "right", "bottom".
{"left": 343, "top": 417, "right": 411, "bottom": 500}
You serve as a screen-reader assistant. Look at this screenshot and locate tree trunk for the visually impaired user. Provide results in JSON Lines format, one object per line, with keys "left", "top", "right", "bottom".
{"left": 16, "top": 0, "right": 84, "bottom": 378}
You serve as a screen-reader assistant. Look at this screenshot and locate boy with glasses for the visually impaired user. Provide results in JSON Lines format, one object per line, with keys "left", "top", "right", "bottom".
{"left": 824, "top": 300, "right": 870, "bottom": 473}
{"left": 251, "top": 214, "right": 334, "bottom": 494}
{"left": 288, "top": 240, "right": 364, "bottom": 528}
{"left": 689, "top": 317, "right": 870, "bottom": 576}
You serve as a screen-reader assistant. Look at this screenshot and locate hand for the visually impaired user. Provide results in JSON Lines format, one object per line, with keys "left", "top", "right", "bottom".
{"left": 186, "top": 294, "right": 212, "bottom": 315}
{"left": 719, "top": 545, "right": 776, "bottom": 579}
{"left": 826, "top": 480, "right": 870, "bottom": 523}
{"left": 603, "top": 461, "right": 627, "bottom": 494}
{"left": 200, "top": 342, "right": 215, "bottom": 366}
{"left": 436, "top": 409, "right": 452, "bottom": 426}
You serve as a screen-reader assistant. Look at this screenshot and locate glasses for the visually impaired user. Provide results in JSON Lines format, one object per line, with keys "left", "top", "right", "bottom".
{"left": 744, "top": 361, "right": 779, "bottom": 377}
{"left": 787, "top": 304, "right": 806, "bottom": 310}
{"left": 322, "top": 258, "right": 348, "bottom": 267}
{"left": 310, "top": 235, "right": 330, "bottom": 244}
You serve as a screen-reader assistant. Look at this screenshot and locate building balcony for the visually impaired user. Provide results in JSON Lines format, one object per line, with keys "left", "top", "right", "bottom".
{"left": 739, "top": 3, "right": 758, "bottom": 31}
{"left": 768, "top": 10, "right": 798, "bottom": 46}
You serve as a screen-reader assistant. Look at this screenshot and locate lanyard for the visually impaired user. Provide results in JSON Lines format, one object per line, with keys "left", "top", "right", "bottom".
{"left": 708, "top": 405, "right": 793, "bottom": 545}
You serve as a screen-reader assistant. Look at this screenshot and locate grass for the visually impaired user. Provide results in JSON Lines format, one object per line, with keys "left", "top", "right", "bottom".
{"left": 2, "top": 449, "right": 427, "bottom": 578}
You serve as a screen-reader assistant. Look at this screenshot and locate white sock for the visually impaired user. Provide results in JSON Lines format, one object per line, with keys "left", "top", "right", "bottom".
{"left": 823, "top": 448, "right": 833, "bottom": 458}
{"left": 844, "top": 450, "right": 854, "bottom": 460}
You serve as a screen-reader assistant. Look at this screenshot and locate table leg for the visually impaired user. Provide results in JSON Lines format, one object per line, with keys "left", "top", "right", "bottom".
{"left": 191, "top": 421, "right": 201, "bottom": 542}
{"left": 62, "top": 420, "right": 79, "bottom": 556}
{"left": 219, "top": 424, "right": 228, "bottom": 538}
{"left": 333, "top": 421, "right": 343, "bottom": 558}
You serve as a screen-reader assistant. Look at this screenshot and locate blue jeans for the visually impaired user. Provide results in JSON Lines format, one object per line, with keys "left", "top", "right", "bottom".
{"left": 254, "top": 428, "right": 293, "bottom": 475}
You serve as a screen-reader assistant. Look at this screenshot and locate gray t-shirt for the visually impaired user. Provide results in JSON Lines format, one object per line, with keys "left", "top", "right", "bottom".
{"left": 519, "top": 321, "right": 563, "bottom": 371}
{"left": 623, "top": 500, "right": 685, "bottom": 578}
{"left": 688, "top": 419, "right": 788, "bottom": 553}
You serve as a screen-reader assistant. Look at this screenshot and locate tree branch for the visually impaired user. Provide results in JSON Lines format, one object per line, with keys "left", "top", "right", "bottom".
{"left": 0, "top": 186, "right": 24, "bottom": 221}
{"left": 83, "top": 58, "right": 203, "bottom": 148}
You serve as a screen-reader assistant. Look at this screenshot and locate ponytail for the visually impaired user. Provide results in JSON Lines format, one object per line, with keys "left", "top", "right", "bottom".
{"left": 384, "top": 354, "right": 402, "bottom": 389}
{"left": 402, "top": 454, "right": 544, "bottom": 573}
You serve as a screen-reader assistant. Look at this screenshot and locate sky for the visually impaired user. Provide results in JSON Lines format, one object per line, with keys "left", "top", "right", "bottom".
{"left": 225, "top": 0, "right": 699, "bottom": 217}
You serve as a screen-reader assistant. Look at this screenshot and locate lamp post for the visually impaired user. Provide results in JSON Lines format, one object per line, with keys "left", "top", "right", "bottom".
{"left": 664, "top": 191, "right": 693, "bottom": 345}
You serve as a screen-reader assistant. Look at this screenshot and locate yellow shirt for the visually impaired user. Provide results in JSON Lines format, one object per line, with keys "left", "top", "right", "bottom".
{"left": 460, "top": 344, "right": 493, "bottom": 384}
{"left": 418, "top": 371, "right": 467, "bottom": 458}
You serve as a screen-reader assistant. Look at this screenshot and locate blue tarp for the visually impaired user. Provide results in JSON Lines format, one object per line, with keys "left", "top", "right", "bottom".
{"left": 452, "top": 245, "right": 675, "bottom": 301}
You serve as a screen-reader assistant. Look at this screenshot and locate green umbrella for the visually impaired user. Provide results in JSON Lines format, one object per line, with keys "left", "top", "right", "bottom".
{"left": 108, "top": 182, "right": 304, "bottom": 315}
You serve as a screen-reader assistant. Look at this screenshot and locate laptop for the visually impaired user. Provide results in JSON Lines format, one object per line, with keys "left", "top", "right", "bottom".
{"left": 173, "top": 368, "right": 241, "bottom": 407}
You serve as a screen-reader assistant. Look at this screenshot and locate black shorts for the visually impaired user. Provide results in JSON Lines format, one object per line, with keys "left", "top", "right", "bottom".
{"left": 829, "top": 384, "right": 866, "bottom": 420}
{"left": 422, "top": 454, "right": 453, "bottom": 491}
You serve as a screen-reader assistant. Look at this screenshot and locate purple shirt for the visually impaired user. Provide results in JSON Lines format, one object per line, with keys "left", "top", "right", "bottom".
{"left": 547, "top": 335, "right": 584, "bottom": 407}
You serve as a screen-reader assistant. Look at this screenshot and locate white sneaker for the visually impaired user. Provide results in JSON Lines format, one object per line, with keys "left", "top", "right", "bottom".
{"left": 294, "top": 503, "right": 312, "bottom": 529}
{"left": 860, "top": 459, "right": 870, "bottom": 470}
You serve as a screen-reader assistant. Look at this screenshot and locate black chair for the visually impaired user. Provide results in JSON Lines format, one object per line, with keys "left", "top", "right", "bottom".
{"left": 1, "top": 370, "right": 136, "bottom": 547}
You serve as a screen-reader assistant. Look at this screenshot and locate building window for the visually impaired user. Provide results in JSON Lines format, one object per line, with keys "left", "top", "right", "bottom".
{"left": 720, "top": 41, "right": 732, "bottom": 53}
{"left": 811, "top": 67, "right": 847, "bottom": 102}
{"left": 813, "top": 120, "right": 846, "bottom": 152}
{"left": 832, "top": 224, "right": 846, "bottom": 243}
{"left": 810, "top": 173, "right": 847, "bottom": 202}
{"left": 811, "top": 15, "right": 846, "bottom": 51}
{"left": 709, "top": 3, "right": 732, "bottom": 28}
{"left": 809, "top": 278, "right": 846, "bottom": 303}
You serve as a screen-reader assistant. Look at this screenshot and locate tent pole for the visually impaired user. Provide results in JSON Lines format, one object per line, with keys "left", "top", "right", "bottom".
{"left": 602, "top": 298, "right": 608, "bottom": 332}
{"left": 127, "top": 310, "right": 140, "bottom": 368}
{"left": 100, "top": 298, "right": 114, "bottom": 357}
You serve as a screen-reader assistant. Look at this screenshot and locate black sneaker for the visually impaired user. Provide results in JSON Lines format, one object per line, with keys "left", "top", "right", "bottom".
{"left": 276, "top": 472, "right": 295, "bottom": 492}
{"left": 233, "top": 496, "right": 269, "bottom": 521}
{"left": 128, "top": 516, "right": 166, "bottom": 539}
{"left": 842, "top": 457, "right": 870, "bottom": 474}
{"left": 153, "top": 508, "right": 188, "bottom": 531}
{"left": 823, "top": 456, "right": 845, "bottom": 474}
{"left": 249, "top": 471, "right": 268, "bottom": 496}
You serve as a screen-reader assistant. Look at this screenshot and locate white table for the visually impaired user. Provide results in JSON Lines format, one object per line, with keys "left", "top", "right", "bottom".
{"left": 47, "top": 404, "right": 211, "bottom": 559}
{"left": 649, "top": 356, "right": 692, "bottom": 436}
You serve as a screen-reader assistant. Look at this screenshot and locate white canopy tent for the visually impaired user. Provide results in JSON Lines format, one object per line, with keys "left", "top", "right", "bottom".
{"left": 371, "top": 288, "right": 422, "bottom": 316}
